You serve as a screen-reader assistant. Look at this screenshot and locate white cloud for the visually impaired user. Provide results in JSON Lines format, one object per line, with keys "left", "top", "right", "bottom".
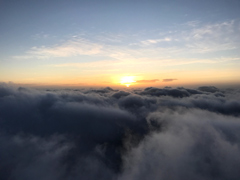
{"left": 141, "top": 37, "right": 172, "bottom": 45}
{"left": 29, "top": 39, "right": 103, "bottom": 59}
{"left": 181, "top": 20, "right": 239, "bottom": 53}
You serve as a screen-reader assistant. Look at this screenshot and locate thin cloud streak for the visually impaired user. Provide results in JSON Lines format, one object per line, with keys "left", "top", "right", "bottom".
{"left": 136, "top": 79, "right": 159, "bottom": 83}
{"left": 17, "top": 39, "right": 103, "bottom": 59}
{"left": 141, "top": 37, "right": 172, "bottom": 45}
{"left": 163, "top": 79, "right": 177, "bottom": 82}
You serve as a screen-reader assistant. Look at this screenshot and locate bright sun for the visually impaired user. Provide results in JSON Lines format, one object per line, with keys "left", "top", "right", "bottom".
{"left": 120, "top": 76, "right": 136, "bottom": 87}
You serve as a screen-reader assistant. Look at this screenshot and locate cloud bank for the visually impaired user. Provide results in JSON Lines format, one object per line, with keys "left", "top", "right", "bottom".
{"left": 0, "top": 83, "right": 240, "bottom": 180}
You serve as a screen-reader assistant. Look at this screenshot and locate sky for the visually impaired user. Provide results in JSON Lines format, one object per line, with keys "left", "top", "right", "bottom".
{"left": 0, "top": 0, "right": 240, "bottom": 87}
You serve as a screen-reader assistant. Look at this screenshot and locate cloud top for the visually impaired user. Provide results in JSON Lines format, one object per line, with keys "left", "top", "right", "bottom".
{"left": 0, "top": 83, "right": 240, "bottom": 180}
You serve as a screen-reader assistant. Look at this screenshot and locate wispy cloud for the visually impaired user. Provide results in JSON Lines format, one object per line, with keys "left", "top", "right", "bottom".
{"left": 31, "top": 33, "right": 50, "bottom": 40}
{"left": 182, "top": 20, "right": 239, "bottom": 53}
{"left": 13, "top": 20, "right": 240, "bottom": 65}
{"left": 139, "top": 20, "right": 240, "bottom": 53}
{"left": 28, "top": 39, "right": 102, "bottom": 59}
{"left": 184, "top": 20, "right": 201, "bottom": 27}
{"left": 13, "top": 38, "right": 138, "bottom": 60}
{"left": 141, "top": 37, "right": 172, "bottom": 45}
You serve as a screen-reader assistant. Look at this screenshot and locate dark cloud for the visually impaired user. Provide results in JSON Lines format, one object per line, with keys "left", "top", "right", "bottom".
{"left": 198, "top": 86, "right": 220, "bottom": 93}
{"left": 0, "top": 83, "right": 240, "bottom": 180}
{"left": 139, "top": 87, "right": 202, "bottom": 98}
{"left": 162, "top": 78, "right": 177, "bottom": 82}
{"left": 157, "top": 93, "right": 240, "bottom": 116}
{"left": 112, "top": 91, "right": 130, "bottom": 99}
{"left": 84, "top": 86, "right": 117, "bottom": 95}
{"left": 136, "top": 79, "right": 159, "bottom": 83}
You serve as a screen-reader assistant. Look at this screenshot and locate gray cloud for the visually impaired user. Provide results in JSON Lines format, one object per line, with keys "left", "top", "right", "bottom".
{"left": 198, "top": 86, "right": 220, "bottom": 93}
{"left": 162, "top": 78, "right": 177, "bottom": 82}
{"left": 139, "top": 87, "right": 201, "bottom": 98}
{"left": 120, "top": 108, "right": 240, "bottom": 180}
{"left": 0, "top": 83, "right": 240, "bottom": 180}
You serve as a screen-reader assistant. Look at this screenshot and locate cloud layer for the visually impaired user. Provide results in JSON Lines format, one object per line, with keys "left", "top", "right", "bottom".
{"left": 1, "top": 83, "right": 240, "bottom": 180}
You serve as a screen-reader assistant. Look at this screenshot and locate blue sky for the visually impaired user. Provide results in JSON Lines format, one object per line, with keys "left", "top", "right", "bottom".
{"left": 0, "top": 0, "right": 240, "bottom": 86}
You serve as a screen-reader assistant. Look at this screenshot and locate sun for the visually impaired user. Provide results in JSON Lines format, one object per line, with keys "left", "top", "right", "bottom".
{"left": 120, "top": 76, "right": 136, "bottom": 87}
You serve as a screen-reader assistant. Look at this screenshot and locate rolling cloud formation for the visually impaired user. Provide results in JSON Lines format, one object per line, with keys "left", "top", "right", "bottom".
{"left": 0, "top": 83, "right": 240, "bottom": 180}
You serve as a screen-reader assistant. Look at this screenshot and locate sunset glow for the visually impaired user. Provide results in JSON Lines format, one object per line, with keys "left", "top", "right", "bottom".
{"left": 120, "top": 76, "right": 136, "bottom": 87}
